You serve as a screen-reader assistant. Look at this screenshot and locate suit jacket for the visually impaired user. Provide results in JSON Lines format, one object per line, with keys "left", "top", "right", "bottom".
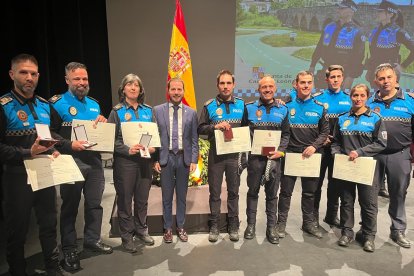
{"left": 154, "top": 102, "right": 199, "bottom": 166}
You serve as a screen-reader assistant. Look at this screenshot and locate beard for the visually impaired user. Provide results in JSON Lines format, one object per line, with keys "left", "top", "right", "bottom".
{"left": 15, "top": 81, "right": 37, "bottom": 97}
{"left": 70, "top": 85, "right": 90, "bottom": 98}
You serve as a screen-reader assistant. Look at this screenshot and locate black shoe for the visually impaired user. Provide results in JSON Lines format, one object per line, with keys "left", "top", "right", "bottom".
{"left": 122, "top": 240, "right": 137, "bottom": 253}
{"left": 83, "top": 240, "right": 113, "bottom": 254}
{"left": 390, "top": 231, "right": 411, "bottom": 248}
{"left": 208, "top": 226, "right": 219, "bottom": 242}
{"left": 363, "top": 240, "right": 375, "bottom": 253}
{"left": 379, "top": 189, "right": 390, "bottom": 198}
{"left": 46, "top": 263, "right": 68, "bottom": 276}
{"left": 276, "top": 223, "right": 286, "bottom": 238}
{"left": 266, "top": 226, "right": 279, "bottom": 244}
{"left": 60, "top": 251, "right": 80, "bottom": 272}
{"left": 228, "top": 225, "right": 239, "bottom": 242}
{"left": 302, "top": 223, "right": 323, "bottom": 238}
{"left": 135, "top": 233, "right": 155, "bottom": 246}
{"left": 338, "top": 235, "right": 353, "bottom": 247}
{"left": 323, "top": 217, "right": 340, "bottom": 228}
{"left": 244, "top": 224, "right": 255, "bottom": 239}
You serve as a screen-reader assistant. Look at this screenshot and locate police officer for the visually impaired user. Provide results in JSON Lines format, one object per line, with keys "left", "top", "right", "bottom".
{"left": 332, "top": 84, "right": 387, "bottom": 252}
{"left": 107, "top": 74, "right": 155, "bottom": 253}
{"left": 277, "top": 71, "right": 329, "bottom": 239}
{"left": 365, "top": 0, "right": 414, "bottom": 88}
{"left": 49, "top": 62, "right": 113, "bottom": 272}
{"left": 198, "top": 70, "right": 247, "bottom": 242}
{"left": 312, "top": 65, "right": 352, "bottom": 227}
{"left": 368, "top": 63, "right": 414, "bottom": 249}
{"left": 0, "top": 54, "right": 66, "bottom": 275}
{"left": 309, "top": 0, "right": 365, "bottom": 89}
{"left": 243, "top": 76, "right": 290, "bottom": 244}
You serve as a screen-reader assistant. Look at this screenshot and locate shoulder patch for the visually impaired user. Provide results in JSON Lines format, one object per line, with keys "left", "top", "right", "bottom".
{"left": 142, "top": 103, "right": 152, "bottom": 109}
{"left": 407, "top": 92, "right": 414, "bottom": 99}
{"left": 204, "top": 99, "right": 214, "bottom": 106}
{"left": 234, "top": 96, "right": 245, "bottom": 103}
{"left": 0, "top": 95, "right": 13, "bottom": 106}
{"left": 245, "top": 100, "right": 255, "bottom": 105}
{"left": 314, "top": 100, "right": 324, "bottom": 107}
{"left": 113, "top": 103, "right": 123, "bottom": 111}
{"left": 35, "top": 95, "right": 48, "bottom": 103}
{"left": 312, "top": 91, "right": 323, "bottom": 98}
{"left": 48, "top": 94, "right": 62, "bottom": 103}
{"left": 87, "top": 96, "right": 99, "bottom": 103}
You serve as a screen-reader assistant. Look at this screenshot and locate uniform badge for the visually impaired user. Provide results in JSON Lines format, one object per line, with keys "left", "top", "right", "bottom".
{"left": 17, "top": 110, "right": 28, "bottom": 122}
{"left": 324, "top": 103, "right": 329, "bottom": 110}
{"left": 124, "top": 112, "right": 132, "bottom": 121}
{"left": 290, "top": 108, "right": 296, "bottom": 116}
{"left": 343, "top": 119, "right": 351, "bottom": 128}
{"left": 374, "top": 107, "right": 381, "bottom": 113}
{"left": 69, "top": 106, "right": 77, "bottom": 116}
{"left": 216, "top": 108, "right": 223, "bottom": 118}
{"left": 256, "top": 109, "right": 262, "bottom": 120}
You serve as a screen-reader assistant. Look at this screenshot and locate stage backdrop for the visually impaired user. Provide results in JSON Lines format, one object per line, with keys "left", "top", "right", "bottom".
{"left": 234, "top": 0, "right": 414, "bottom": 101}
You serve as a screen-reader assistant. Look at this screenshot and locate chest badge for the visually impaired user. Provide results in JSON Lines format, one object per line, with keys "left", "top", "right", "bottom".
{"left": 343, "top": 119, "right": 351, "bottom": 128}
{"left": 216, "top": 108, "right": 223, "bottom": 118}
{"left": 256, "top": 109, "right": 262, "bottom": 121}
{"left": 324, "top": 103, "right": 329, "bottom": 110}
{"left": 290, "top": 108, "right": 296, "bottom": 116}
{"left": 17, "top": 110, "right": 28, "bottom": 122}
{"left": 124, "top": 112, "right": 132, "bottom": 121}
{"left": 69, "top": 106, "right": 78, "bottom": 116}
{"left": 373, "top": 107, "right": 381, "bottom": 113}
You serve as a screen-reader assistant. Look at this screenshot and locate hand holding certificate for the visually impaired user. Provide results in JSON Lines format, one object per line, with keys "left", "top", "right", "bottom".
{"left": 24, "top": 154, "right": 84, "bottom": 191}
{"left": 332, "top": 154, "right": 377, "bottom": 185}
{"left": 251, "top": 130, "right": 281, "bottom": 155}
{"left": 71, "top": 119, "right": 115, "bottom": 152}
{"left": 121, "top": 122, "right": 161, "bottom": 147}
{"left": 284, "top": 153, "right": 322, "bottom": 177}
{"left": 214, "top": 126, "right": 251, "bottom": 155}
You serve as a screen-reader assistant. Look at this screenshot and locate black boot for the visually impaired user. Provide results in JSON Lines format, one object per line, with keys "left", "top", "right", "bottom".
{"left": 60, "top": 251, "right": 80, "bottom": 272}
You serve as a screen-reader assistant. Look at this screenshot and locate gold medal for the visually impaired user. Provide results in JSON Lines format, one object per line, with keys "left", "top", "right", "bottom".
{"left": 17, "top": 110, "right": 28, "bottom": 122}
{"left": 69, "top": 106, "right": 77, "bottom": 116}
{"left": 124, "top": 112, "right": 132, "bottom": 121}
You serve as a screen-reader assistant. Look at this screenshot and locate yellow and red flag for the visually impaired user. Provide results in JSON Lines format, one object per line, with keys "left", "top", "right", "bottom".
{"left": 167, "top": 0, "right": 196, "bottom": 110}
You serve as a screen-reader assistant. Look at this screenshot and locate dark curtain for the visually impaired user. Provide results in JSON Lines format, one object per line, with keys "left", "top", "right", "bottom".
{"left": 0, "top": 0, "right": 113, "bottom": 220}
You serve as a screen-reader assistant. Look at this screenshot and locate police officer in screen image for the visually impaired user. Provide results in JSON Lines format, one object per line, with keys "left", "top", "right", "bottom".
{"left": 198, "top": 70, "right": 247, "bottom": 243}
{"left": 365, "top": 0, "right": 414, "bottom": 88}
{"left": 309, "top": 0, "right": 365, "bottom": 89}
{"left": 244, "top": 76, "right": 290, "bottom": 244}
{"left": 49, "top": 62, "right": 113, "bottom": 272}
{"left": 368, "top": 63, "right": 414, "bottom": 249}
{"left": 277, "top": 71, "right": 329, "bottom": 240}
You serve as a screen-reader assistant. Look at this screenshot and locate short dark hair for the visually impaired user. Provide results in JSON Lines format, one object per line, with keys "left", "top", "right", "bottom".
{"left": 325, "top": 65, "right": 344, "bottom": 78}
{"left": 65, "top": 62, "right": 87, "bottom": 76}
{"left": 216, "top": 69, "right": 234, "bottom": 86}
{"left": 167, "top": 77, "right": 185, "bottom": 90}
{"left": 295, "top": 70, "right": 313, "bottom": 83}
{"left": 117, "top": 73, "right": 145, "bottom": 104}
{"left": 375, "top": 63, "right": 396, "bottom": 78}
{"left": 11, "top": 53, "right": 38, "bottom": 69}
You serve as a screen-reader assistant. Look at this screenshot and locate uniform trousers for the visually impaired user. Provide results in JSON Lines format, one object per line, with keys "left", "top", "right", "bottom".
{"left": 246, "top": 156, "right": 280, "bottom": 227}
{"left": 60, "top": 155, "right": 104, "bottom": 252}
{"left": 3, "top": 166, "right": 59, "bottom": 275}
{"left": 314, "top": 147, "right": 339, "bottom": 222}
{"left": 113, "top": 155, "right": 152, "bottom": 242}
{"left": 208, "top": 151, "right": 240, "bottom": 227}
{"left": 278, "top": 174, "right": 319, "bottom": 225}
{"left": 375, "top": 148, "right": 411, "bottom": 233}
{"left": 160, "top": 151, "right": 190, "bottom": 230}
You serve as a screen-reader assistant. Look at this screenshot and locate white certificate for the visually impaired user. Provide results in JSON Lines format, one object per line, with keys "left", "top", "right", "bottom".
{"left": 121, "top": 122, "right": 161, "bottom": 147}
{"left": 214, "top": 126, "right": 251, "bottom": 155}
{"left": 333, "top": 154, "right": 377, "bottom": 186}
{"left": 71, "top": 119, "right": 116, "bottom": 152}
{"left": 24, "top": 155, "right": 84, "bottom": 191}
{"left": 284, "top": 153, "right": 322, "bottom": 177}
{"left": 251, "top": 130, "right": 281, "bottom": 155}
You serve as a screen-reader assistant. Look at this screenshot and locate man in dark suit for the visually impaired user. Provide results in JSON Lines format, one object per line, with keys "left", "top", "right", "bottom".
{"left": 154, "top": 77, "right": 199, "bottom": 243}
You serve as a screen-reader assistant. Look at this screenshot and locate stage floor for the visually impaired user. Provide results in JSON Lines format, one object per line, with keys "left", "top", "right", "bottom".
{"left": 1, "top": 168, "right": 414, "bottom": 276}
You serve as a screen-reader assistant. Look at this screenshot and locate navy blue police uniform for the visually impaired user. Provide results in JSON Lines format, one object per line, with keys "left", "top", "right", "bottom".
{"left": 107, "top": 101, "right": 154, "bottom": 244}
{"left": 198, "top": 95, "right": 246, "bottom": 229}
{"left": 245, "top": 99, "right": 290, "bottom": 229}
{"left": 331, "top": 108, "right": 386, "bottom": 242}
{"left": 312, "top": 89, "right": 352, "bottom": 225}
{"left": 278, "top": 96, "right": 329, "bottom": 231}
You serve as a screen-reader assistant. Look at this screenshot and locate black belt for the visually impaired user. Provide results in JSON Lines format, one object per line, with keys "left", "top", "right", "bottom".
{"left": 169, "top": 150, "right": 184, "bottom": 155}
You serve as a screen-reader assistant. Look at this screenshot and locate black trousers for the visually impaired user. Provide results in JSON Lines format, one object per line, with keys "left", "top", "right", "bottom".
{"left": 3, "top": 167, "right": 59, "bottom": 275}
{"left": 246, "top": 156, "right": 280, "bottom": 227}
{"left": 113, "top": 155, "right": 152, "bottom": 242}
{"left": 278, "top": 174, "right": 319, "bottom": 225}
{"left": 208, "top": 151, "right": 240, "bottom": 227}
{"left": 314, "top": 147, "right": 339, "bottom": 222}
{"left": 60, "top": 156, "right": 104, "bottom": 252}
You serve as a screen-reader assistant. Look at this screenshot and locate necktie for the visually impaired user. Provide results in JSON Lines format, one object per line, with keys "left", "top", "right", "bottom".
{"left": 172, "top": 105, "right": 179, "bottom": 154}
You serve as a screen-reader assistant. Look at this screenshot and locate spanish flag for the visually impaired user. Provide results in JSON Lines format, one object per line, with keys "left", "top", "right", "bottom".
{"left": 167, "top": 0, "right": 196, "bottom": 110}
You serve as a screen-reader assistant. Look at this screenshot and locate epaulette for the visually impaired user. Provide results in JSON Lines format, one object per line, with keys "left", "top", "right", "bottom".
{"left": 407, "top": 92, "right": 414, "bottom": 99}
{"left": 142, "top": 103, "right": 152, "bottom": 109}
{"left": 204, "top": 99, "right": 214, "bottom": 106}
{"left": 87, "top": 96, "right": 99, "bottom": 103}
{"left": 312, "top": 91, "right": 323, "bottom": 97}
{"left": 370, "top": 109, "right": 382, "bottom": 118}
{"left": 35, "top": 95, "right": 48, "bottom": 103}
{"left": 0, "top": 95, "right": 13, "bottom": 106}
{"left": 314, "top": 100, "right": 324, "bottom": 107}
{"left": 113, "top": 103, "right": 123, "bottom": 111}
{"left": 49, "top": 94, "right": 62, "bottom": 103}
{"left": 342, "top": 90, "right": 350, "bottom": 95}
{"left": 234, "top": 96, "right": 244, "bottom": 102}
{"left": 245, "top": 100, "right": 256, "bottom": 105}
